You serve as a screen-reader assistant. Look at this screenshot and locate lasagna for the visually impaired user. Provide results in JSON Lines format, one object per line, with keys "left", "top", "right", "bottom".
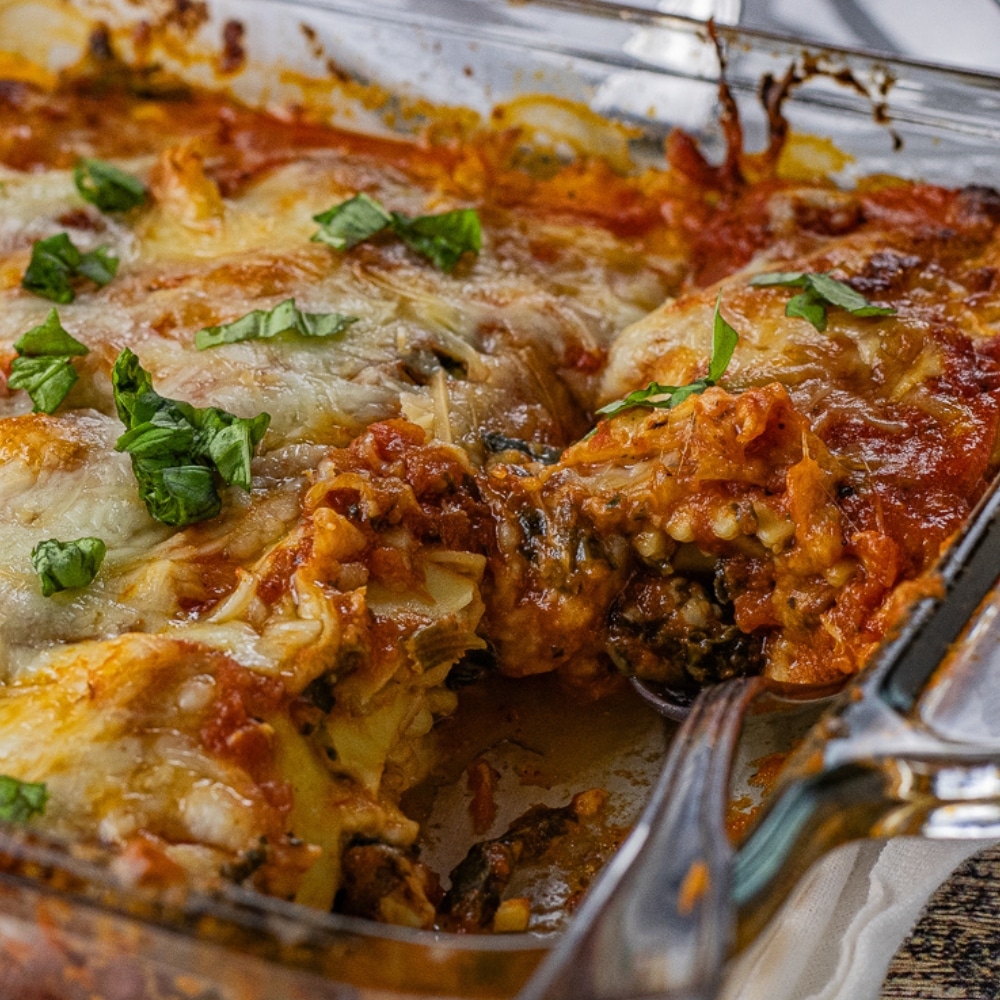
{"left": 1, "top": 27, "right": 999, "bottom": 933}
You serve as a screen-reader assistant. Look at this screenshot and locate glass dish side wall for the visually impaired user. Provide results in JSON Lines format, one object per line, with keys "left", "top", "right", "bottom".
{"left": 3, "top": 2, "right": 1000, "bottom": 998}
{"left": 7, "top": 0, "right": 1000, "bottom": 184}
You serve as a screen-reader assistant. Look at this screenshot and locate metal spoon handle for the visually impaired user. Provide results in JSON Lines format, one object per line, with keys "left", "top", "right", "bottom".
{"left": 516, "top": 676, "right": 763, "bottom": 1000}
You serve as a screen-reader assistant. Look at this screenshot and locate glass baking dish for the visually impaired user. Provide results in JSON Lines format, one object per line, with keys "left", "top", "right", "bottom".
{"left": 3, "top": 1, "right": 1000, "bottom": 997}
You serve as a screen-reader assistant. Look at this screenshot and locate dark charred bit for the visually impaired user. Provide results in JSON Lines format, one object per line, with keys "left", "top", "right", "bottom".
{"left": 706, "top": 20, "right": 745, "bottom": 190}
{"left": 336, "top": 841, "right": 440, "bottom": 929}
{"left": 865, "top": 65, "right": 902, "bottom": 149}
{"left": 398, "top": 347, "right": 470, "bottom": 385}
{"left": 88, "top": 24, "right": 115, "bottom": 63}
{"left": 440, "top": 840, "right": 518, "bottom": 931}
{"left": 482, "top": 431, "right": 562, "bottom": 465}
{"left": 300, "top": 22, "right": 323, "bottom": 59}
{"left": 446, "top": 644, "right": 498, "bottom": 690}
{"left": 70, "top": 30, "right": 193, "bottom": 101}
{"left": 955, "top": 186, "right": 1000, "bottom": 233}
{"left": 502, "top": 802, "right": 577, "bottom": 859}
{"left": 164, "top": 0, "right": 211, "bottom": 35}
{"left": 432, "top": 348, "right": 468, "bottom": 380}
{"left": 604, "top": 575, "right": 764, "bottom": 687}
{"left": 516, "top": 507, "right": 548, "bottom": 561}
{"left": 220, "top": 837, "right": 269, "bottom": 884}
{"left": 300, "top": 673, "right": 337, "bottom": 714}
{"left": 759, "top": 63, "right": 803, "bottom": 173}
{"left": 762, "top": 52, "right": 901, "bottom": 159}
{"left": 440, "top": 802, "right": 577, "bottom": 932}
{"left": 218, "top": 20, "right": 246, "bottom": 76}
{"left": 289, "top": 671, "right": 339, "bottom": 738}
{"left": 848, "top": 250, "right": 922, "bottom": 296}
{"left": 298, "top": 22, "right": 352, "bottom": 83}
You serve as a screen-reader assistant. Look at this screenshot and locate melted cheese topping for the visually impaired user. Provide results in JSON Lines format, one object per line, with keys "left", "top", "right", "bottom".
{"left": 0, "top": 65, "right": 682, "bottom": 916}
{"left": 2, "top": 60, "right": 1000, "bottom": 927}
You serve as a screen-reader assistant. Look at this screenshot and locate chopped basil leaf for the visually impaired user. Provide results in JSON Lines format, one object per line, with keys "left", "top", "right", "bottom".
{"left": 595, "top": 295, "right": 740, "bottom": 422}
{"left": 114, "top": 403, "right": 197, "bottom": 460}
{"left": 389, "top": 208, "right": 483, "bottom": 273}
{"left": 750, "top": 270, "right": 895, "bottom": 332}
{"left": 615, "top": 381, "right": 693, "bottom": 414}
{"left": 30, "top": 536, "right": 106, "bottom": 597}
{"left": 7, "top": 309, "right": 89, "bottom": 413}
{"left": 785, "top": 291, "right": 828, "bottom": 331}
{"left": 195, "top": 408, "right": 272, "bottom": 491}
{"left": 112, "top": 348, "right": 271, "bottom": 526}
{"left": 595, "top": 379, "right": 703, "bottom": 421}
{"left": 8, "top": 357, "right": 79, "bottom": 414}
{"left": 312, "top": 193, "right": 393, "bottom": 250}
{"left": 110, "top": 347, "right": 153, "bottom": 425}
{"left": 806, "top": 272, "right": 894, "bottom": 316}
{"left": 707, "top": 299, "right": 740, "bottom": 383}
{"left": 745, "top": 271, "right": 807, "bottom": 289}
{"left": 74, "top": 158, "right": 147, "bottom": 212}
{"left": 312, "top": 194, "right": 481, "bottom": 273}
{"left": 133, "top": 463, "right": 221, "bottom": 526}
{"left": 21, "top": 233, "right": 119, "bottom": 303}
{"left": 195, "top": 298, "right": 358, "bottom": 350}
{"left": 75, "top": 245, "right": 119, "bottom": 286}
{"left": 13, "top": 309, "right": 88, "bottom": 357}
{"left": 0, "top": 775, "right": 48, "bottom": 824}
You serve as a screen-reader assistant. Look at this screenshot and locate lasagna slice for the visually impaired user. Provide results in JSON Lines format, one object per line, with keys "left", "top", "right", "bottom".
{"left": 594, "top": 181, "right": 1000, "bottom": 685}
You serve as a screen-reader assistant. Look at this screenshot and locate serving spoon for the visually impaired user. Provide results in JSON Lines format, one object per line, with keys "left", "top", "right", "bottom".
{"left": 516, "top": 467, "right": 1000, "bottom": 1000}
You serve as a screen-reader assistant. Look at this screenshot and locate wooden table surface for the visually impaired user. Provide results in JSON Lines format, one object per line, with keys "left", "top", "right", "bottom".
{"left": 881, "top": 843, "right": 1000, "bottom": 998}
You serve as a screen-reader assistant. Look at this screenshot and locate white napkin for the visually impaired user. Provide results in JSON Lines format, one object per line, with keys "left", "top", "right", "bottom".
{"left": 719, "top": 838, "right": 997, "bottom": 1000}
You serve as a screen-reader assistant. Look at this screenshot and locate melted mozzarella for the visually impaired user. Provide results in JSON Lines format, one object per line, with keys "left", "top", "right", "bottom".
{"left": 0, "top": 89, "right": 676, "bottom": 910}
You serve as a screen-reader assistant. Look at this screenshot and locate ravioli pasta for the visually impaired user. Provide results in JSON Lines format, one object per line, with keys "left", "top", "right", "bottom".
{"left": 1, "top": 38, "right": 999, "bottom": 930}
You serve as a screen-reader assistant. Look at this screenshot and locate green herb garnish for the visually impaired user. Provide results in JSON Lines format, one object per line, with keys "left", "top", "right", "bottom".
{"left": 595, "top": 295, "right": 740, "bottom": 422}
{"left": 7, "top": 309, "right": 89, "bottom": 414}
{"left": 389, "top": 209, "right": 483, "bottom": 273}
{"left": 312, "top": 193, "right": 482, "bottom": 273}
{"left": 750, "top": 271, "right": 895, "bottom": 332}
{"left": 0, "top": 775, "right": 48, "bottom": 824}
{"left": 312, "top": 193, "right": 393, "bottom": 251}
{"left": 30, "top": 536, "right": 106, "bottom": 597}
{"left": 74, "top": 158, "right": 147, "bottom": 213}
{"left": 195, "top": 298, "right": 358, "bottom": 350}
{"left": 112, "top": 348, "right": 270, "bottom": 526}
{"left": 21, "top": 233, "right": 119, "bottom": 303}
